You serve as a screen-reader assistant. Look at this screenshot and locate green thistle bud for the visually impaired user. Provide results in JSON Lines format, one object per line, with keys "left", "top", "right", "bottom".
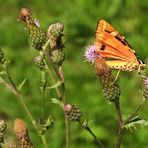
{"left": 64, "top": 104, "right": 82, "bottom": 122}
{"left": 34, "top": 55, "right": 45, "bottom": 70}
{"left": 0, "top": 49, "right": 4, "bottom": 64}
{"left": 0, "top": 120, "right": 7, "bottom": 143}
{"left": 13, "top": 119, "right": 34, "bottom": 148}
{"left": 95, "top": 57, "right": 120, "bottom": 102}
{"left": 100, "top": 74, "right": 120, "bottom": 102}
{"left": 47, "top": 23, "right": 64, "bottom": 38}
{"left": 19, "top": 8, "right": 47, "bottom": 50}
{"left": 47, "top": 23, "right": 64, "bottom": 50}
{"left": 0, "top": 120, "right": 7, "bottom": 133}
{"left": 50, "top": 50, "right": 65, "bottom": 66}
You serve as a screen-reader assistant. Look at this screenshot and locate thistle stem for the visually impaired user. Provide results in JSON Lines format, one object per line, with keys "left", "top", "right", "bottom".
{"left": 79, "top": 121, "right": 106, "bottom": 148}
{"left": 40, "top": 134, "right": 48, "bottom": 148}
{"left": 114, "top": 98, "right": 123, "bottom": 148}
{"left": 0, "top": 76, "right": 38, "bottom": 131}
{"left": 41, "top": 71, "right": 47, "bottom": 120}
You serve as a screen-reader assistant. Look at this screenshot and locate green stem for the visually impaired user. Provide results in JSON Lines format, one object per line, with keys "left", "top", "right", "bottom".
{"left": 114, "top": 98, "right": 123, "bottom": 148}
{"left": 0, "top": 76, "right": 38, "bottom": 131}
{"left": 40, "top": 134, "right": 48, "bottom": 148}
{"left": 44, "top": 62, "right": 61, "bottom": 97}
{"left": 79, "top": 121, "right": 106, "bottom": 148}
{"left": 55, "top": 66, "right": 69, "bottom": 148}
{"left": 0, "top": 69, "right": 49, "bottom": 147}
{"left": 41, "top": 71, "right": 47, "bottom": 120}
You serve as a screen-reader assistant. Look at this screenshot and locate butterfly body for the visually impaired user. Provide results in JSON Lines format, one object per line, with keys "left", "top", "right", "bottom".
{"left": 96, "top": 20, "right": 146, "bottom": 71}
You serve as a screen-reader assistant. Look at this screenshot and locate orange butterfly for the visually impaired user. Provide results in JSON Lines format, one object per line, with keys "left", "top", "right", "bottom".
{"left": 96, "top": 20, "right": 146, "bottom": 71}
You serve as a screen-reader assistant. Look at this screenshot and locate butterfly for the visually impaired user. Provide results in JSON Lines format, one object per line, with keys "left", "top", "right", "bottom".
{"left": 95, "top": 20, "right": 146, "bottom": 71}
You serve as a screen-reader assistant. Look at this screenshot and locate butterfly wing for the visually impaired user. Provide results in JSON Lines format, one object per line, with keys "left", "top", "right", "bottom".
{"left": 95, "top": 20, "right": 144, "bottom": 71}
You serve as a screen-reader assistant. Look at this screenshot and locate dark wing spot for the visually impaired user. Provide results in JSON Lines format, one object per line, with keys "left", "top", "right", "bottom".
{"left": 100, "top": 44, "right": 106, "bottom": 50}
{"left": 105, "top": 30, "right": 111, "bottom": 33}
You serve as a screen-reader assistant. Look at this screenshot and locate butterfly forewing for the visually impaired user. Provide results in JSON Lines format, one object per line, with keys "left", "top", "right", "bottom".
{"left": 95, "top": 20, "right": 145, "bottom": 71}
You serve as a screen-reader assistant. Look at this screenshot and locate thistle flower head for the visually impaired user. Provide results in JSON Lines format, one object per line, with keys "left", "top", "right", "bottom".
{"left": 0, "top": 48, "right": 4, "bottom": 64}
{"left": 64, "top": 104, "right": 82, "bottom": 122}
{"left": 19, "top": 8, "right": 31, "bottom": 22}
{"left": 93, "top": 52, "right": 120, "bottom": 102}
{"left": 0, "top": 120, "right": 7, "bottom": 133}
{"left": 13, "top": 119, "right": 34, "bottom": 148}
{"left": 47, "top": 23, "right": 64, "bottom": 38}
{"left": 143, "top": 77, "right": 148, "bottom": 99}
{"left": 84, "top": 44, "right": 101, "bottom": 63}
{"left": 19, "top": 8, "right": 47, "bottom": 51}
{"left": 0, "top": 120, "right": 7, "bottom": 144}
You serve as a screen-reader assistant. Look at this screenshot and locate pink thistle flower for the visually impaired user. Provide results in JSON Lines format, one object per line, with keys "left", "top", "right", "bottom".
{"left": 143, "top": 77, "right": 148, "bottom": 99}
{"left": 144, "top": 77, "right": 148, "bottom": 88}
{"left": 84, "top": 44, "right": 103, "bottom": 63}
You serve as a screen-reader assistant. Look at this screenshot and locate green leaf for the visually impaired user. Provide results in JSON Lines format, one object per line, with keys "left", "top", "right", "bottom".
{"left": 123, "top": 116, "right": 148, "bottom": 131}
{"left": 51, "top": 98, "right": 61, "bottom": 106}
{"left": 17, "top": 78, "right": 27, "bottom": 91}
{"left": 0, "top": 71, "right": 7, "bottom": 75}
{"left": 46, "top": 81, "right": 63, "bottom": 90}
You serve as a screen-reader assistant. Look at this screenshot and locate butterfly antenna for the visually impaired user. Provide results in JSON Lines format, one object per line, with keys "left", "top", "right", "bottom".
{"left": 111, "top": 70, "right": 121, "bottom": 85}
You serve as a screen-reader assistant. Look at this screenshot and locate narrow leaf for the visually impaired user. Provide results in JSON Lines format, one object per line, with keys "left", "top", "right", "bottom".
{"left": 17, "top": 78, "right": 27, "bottom": 91}
{"left": 47, "top": 81, "right": 63, "bottom": 90}
{"left": 51, "top": 98, "right": 61, "bottom": 106}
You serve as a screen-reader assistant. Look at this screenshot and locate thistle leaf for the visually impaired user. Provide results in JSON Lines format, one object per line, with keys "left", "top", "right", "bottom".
{"left": 47, "top": 81, "right": 63, "bottom": 90}
{"left": 124, "top": 116, "right": 148, "bottom": 131}
{"left": 17, "top": 78, "right": 27, "bottom": 91}
{"left": 51, "top": 98, "right": 61, "bottom": 106}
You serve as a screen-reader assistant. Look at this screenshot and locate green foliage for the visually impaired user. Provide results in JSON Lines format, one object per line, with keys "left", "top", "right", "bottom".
{"left": 0, "top": 0, "right": 147, "bottom": 148}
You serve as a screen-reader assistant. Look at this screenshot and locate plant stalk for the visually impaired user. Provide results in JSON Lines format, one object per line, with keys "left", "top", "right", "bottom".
{"left": 114, "top": 98, "right": 123, "bottom": 148}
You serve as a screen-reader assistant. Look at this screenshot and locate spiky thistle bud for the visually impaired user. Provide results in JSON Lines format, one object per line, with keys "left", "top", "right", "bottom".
{"left": 47, "top": 23, "right": 65, "bottom": 65}
{"left": 47, "top": 23, "right": 64, "bottom": 38}
{"left": 64, "top": 104, "right": 82, "bottom": 122}
{"left": 50, "top": 50, "right": 65, "bottom": 65}
{"left": 47, "top": 23, "right": 64, "bottom": 50}
{"left": 95, "top": 57, "right": 120, "bottom": 102}
{"left": 13, "top": 119, "right": 34, "bottom": 148}
{"left": 85, "top": 44, "right": 120, "bottom": 102}
{"left": 19, "top": 8, "right": 47, "bottom": 50}
{"left": 34, "top": 55, "right": 45, "bottom": 71}
{"left": 0, "top": 120, "right": 7, "bottom": 144}
{"left": 0, "top": 49, "right": 4, "bottom": 64}
{"left": 143, "top": 77, "right": 148, "bottom": 99}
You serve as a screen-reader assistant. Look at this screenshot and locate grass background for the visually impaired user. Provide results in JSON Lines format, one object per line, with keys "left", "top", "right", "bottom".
{"left": 0, "top": 0, "right": 148, "bottom": 147}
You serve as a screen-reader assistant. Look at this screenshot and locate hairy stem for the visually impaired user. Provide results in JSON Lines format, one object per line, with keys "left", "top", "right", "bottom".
{"left": 114, "top": 98, "right": 123, "bottom": 148}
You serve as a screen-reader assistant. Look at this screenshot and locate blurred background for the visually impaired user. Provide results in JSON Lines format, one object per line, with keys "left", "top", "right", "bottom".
{"left": 0, "top": 0, "right": 148, "bottom": 147}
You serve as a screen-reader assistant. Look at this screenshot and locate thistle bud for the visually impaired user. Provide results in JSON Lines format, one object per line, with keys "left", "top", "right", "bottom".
{"left": 19, "top": 8, "right": 47, "bottom": 50}
{"left": 34, "top": 55, "right": 45, "bottom": 70}
{"left": 143, "top": 77, "right": 148, "bottom": 99}
{"left": 0, "top": 120, "right": 7, "bottom": 143}
{"left": 95, "top": 57, "right": 120, "bottom": 102}
{"left": 13, "top": 119, "right": 34, "bottom": 148}
{"left": 0, "top": 49, "right": 4, "bottom": 64}
{"left": 64, "top": 104, "right": 82, "bottom": 122}
{"left": 50, "top": 50, "right": 65, "bottom": 66}
{"left": 47, "top": 23, "right": 64, "bottom": 38}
